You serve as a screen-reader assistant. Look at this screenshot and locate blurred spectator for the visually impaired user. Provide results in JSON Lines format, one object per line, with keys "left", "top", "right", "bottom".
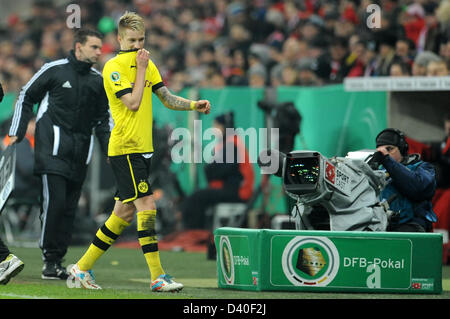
{"left": 297, "top": 58, "right": 323, "bottom": 86}
{"left": 436, "top": 0, "right": 450, "bottom": 30}
{"left": 426, "top": 58, "right": 449, "bottom": 76}
{"left": 346, "top": 40, "right": 368, "bottom": 77}
{"left": 248, "top": 63, "right": 267, "bottom": 87}
{"left": 280, "top": 64, "right": 299, "bottom": 86}
{"left": 316, "top": 37, "right": 350, "bottom": 83}
{"left": 400, "top": 3, "right": 427, "bottom": 50}
{"left": 390, "top": 60, "right": 412, "bottom": 76}
{"left": 300, "top": 19, "right": 322, "bottom": 44}
{"left": 374, "top": 33, "right": 397, "bottom": 76}
{"left": 362, "top": 40, "right": 378, "bottom": 76}
{"left": 224, "top": 48, "right": 247, "bottom": 86}
{"left": 442, "top": 38, "right": 450, "bottom": 69}
{"left": 420, "top": 2, "right": 441, "bottom": 53}
{"left": 247, "top": 50, "right": 268, "bottom": 87}
{"left": 270, "top": 37, "right": 308, "bottom": 86}
{"left": 209, "top": 71, "right": 227, "bottom": 88}
{"left": 412, "top": 50, "right": 442, "bottom": 75}
{"left": 395, "top": 37, "right": 416, "bottom": 66}
{"left": 1, "top": 0, "right": 450, "bottom": 100}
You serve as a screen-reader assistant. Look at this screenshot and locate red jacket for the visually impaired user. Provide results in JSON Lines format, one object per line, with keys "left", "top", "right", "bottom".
{"left": 205, "top": 134, "right": 254, "bottom": 201}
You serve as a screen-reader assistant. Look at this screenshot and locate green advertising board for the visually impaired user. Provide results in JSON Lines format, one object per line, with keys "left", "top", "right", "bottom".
{"left": 215, "top": 228, "right": 442, "bottom": 294}
{"left": 151, "top": 85, "right": 387, "bottom": 216}
{"left": 276, "top": 84, "right": 387, "bottom": 158}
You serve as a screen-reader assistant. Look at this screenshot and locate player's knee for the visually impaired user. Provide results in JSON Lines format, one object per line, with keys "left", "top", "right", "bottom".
{"left": 113, "top": 203, "right": 135, "bottom": 223}
{"left": 120, "top": 212, "right": 134, "bottom": 223}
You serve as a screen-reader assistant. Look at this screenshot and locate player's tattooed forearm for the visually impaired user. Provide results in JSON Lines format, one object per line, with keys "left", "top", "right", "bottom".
{"left": 155, "top": 87, "right": 191, "bottom": 110}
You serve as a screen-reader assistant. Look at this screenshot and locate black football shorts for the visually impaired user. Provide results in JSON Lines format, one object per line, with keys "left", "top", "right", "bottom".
{"left": 109, "top": 153, "right": 153, "bottom": 203}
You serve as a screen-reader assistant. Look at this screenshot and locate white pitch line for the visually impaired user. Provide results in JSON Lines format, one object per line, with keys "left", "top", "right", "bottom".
{"left": 0, "top": 293, "right": 53, "bottom": 299}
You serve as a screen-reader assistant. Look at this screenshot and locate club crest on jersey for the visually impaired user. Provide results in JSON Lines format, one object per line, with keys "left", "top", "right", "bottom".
{"left": 138, "top": 181, "right": 149, "bottom": 193}
{"left": 111, "top": 72, "right": 120, "bottom": 82}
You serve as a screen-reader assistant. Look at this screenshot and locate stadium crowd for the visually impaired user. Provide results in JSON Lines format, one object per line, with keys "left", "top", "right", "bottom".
{"left": 0, "top": 0, "right": 449, "bottom": 96}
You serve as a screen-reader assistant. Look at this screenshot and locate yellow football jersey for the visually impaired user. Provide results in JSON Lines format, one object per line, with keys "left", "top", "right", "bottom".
{"left": 103, "top": 49, "right": 164, "bottom": 156}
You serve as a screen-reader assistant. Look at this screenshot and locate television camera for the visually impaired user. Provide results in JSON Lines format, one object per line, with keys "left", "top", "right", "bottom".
{"left": 260, "top": 149, "right": 392, "bottom": 231}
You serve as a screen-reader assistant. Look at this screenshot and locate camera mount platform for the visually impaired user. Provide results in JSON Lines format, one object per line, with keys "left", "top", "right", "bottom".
{"left": 215, "top": 227, "right": 442, "bottom": 294}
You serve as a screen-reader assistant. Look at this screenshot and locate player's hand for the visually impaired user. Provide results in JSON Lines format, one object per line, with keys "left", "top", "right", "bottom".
{"left": 8, "top": 136, "right": 18, "bottom": 145}
{"left": 194, "top": 100, "right": 211, "bottom": 115}
{"left": 376, "top": 146, "right": 389, "bottom": 156}
{"left": 136, "top": 49, "right": 149, "bottom": 69}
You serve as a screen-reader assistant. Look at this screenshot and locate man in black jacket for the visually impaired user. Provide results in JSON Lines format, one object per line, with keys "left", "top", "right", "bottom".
{"left": 8, "top": 29, "right": 110, "bottom": 279}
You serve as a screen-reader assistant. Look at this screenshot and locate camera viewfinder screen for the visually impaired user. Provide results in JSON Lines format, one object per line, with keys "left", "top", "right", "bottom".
{"left": 285, "top": 157, "right": 320, "bottom": 185}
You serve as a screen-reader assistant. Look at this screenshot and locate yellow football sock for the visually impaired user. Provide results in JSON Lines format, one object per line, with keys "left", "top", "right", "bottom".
{"left": 137, "top": 210, "right": 165, "bottom": 281}
{"left": 77, "top": 212, "right": 130, "bottom": 271}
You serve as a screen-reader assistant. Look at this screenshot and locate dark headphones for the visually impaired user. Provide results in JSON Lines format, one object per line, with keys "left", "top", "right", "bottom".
{"left": 375, "top": 128, "right": 409, "bottom": 155}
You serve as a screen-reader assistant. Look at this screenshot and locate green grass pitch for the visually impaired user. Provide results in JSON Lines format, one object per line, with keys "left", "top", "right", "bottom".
{"left": 1, "top": 245, "right": 449, "bottom": 300}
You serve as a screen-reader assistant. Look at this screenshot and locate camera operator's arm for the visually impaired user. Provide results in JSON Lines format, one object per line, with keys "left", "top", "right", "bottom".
{"left": 381, "top": 155, "right": 436, "bottom": 200}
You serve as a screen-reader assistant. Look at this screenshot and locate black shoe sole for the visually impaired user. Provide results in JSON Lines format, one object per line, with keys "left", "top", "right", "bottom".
{"left": 41, "top": 274, "right": 69, "bottom": 280}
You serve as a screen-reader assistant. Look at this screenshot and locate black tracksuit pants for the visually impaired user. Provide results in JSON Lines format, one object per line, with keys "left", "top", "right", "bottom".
{"left": 0, "top": 237, "right": 10, "bottom": 261}
{"left": 181, "top": 187, "right": 243, "bottom": 230}
{"left": 40, "top": 174, "right": 83, "bottom": 263}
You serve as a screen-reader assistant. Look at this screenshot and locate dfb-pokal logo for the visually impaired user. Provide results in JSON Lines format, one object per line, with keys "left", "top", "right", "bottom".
{"left": 282, "top": 236, "right": 340, "bottom": 287}
{"left": 219, "top": 236, "right": 234, "bottom": 285}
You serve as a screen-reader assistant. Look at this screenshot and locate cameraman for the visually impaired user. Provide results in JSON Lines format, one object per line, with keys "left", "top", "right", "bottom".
{"left": 372, "top": 129, "right": 437, "bottom": 232}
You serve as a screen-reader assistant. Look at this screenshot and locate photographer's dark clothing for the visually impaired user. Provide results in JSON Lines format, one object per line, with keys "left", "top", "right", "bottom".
{"left": 3, "top": 134, "right": 40, "bottom": 202}
{"left": 8, "top": 51, "right": 110, "bottom": 264}
{"left": 380, "top": 154, "right": 437, "bottom": 231}
{"left": 0, "top": 238, "right": 9, "bottom": 262}
{"left": 0, "top": 81, "right": 4, "bottom": 103}
{"left": 204, "top": 135, "right": 254, "bottom": 202}
{"left": 182, "top": 188, "right": 242, "bottom": 229}
{"left": 434, "top": 136, "right": 450, "bottom": 188}
{"left": 182, "top": 135, "right": 254, "bottom": 229}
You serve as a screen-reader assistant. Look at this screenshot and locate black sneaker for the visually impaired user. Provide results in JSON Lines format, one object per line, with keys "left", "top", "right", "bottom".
{"left": 41, "top": 261, "right": 69, "bottom": 280}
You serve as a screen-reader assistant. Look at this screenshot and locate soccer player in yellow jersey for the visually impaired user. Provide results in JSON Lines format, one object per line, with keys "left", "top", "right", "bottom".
{"left": 70, "top": 11, "right": 211, "bottom": 292}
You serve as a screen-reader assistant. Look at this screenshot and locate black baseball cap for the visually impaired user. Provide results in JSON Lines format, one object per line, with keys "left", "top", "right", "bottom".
{"left": 376, "top": 128, "right": 408, "bottom": 155}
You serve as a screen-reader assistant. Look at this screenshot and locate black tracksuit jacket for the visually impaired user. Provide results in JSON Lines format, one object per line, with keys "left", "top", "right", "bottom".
{"left": 9, "top": 51, "right": 110, "bottom": 182}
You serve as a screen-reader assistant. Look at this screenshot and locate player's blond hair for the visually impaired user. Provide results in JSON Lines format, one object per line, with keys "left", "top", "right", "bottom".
{"left": 118, "top": 11, "right": 145, "bottom": 37}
